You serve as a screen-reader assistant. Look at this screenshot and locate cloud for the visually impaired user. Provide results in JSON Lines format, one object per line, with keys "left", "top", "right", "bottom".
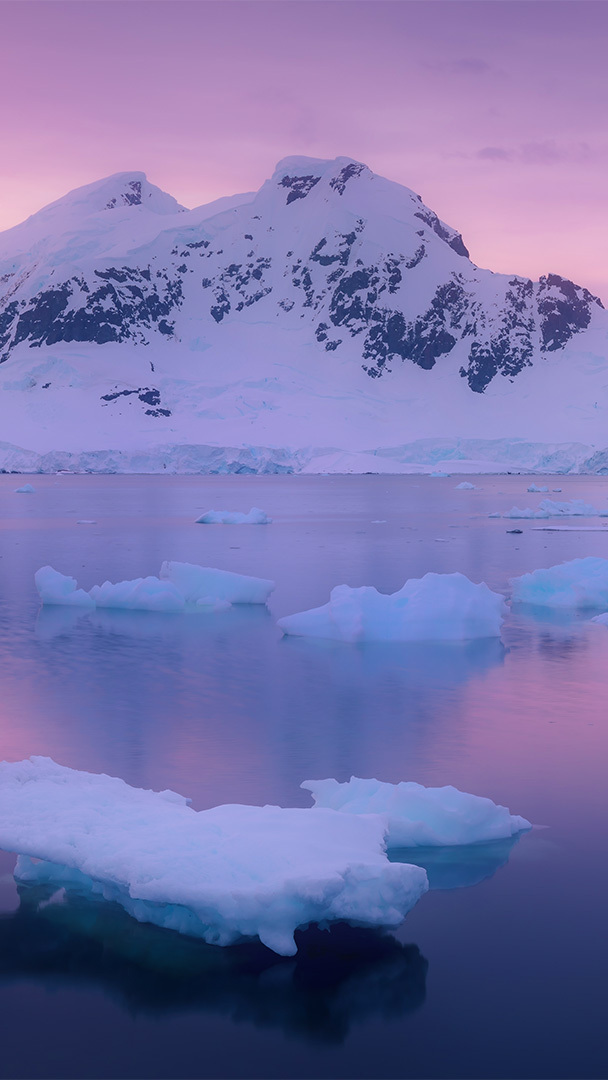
{"left": 478, "top": 146, "right": 511, "bottom": 161}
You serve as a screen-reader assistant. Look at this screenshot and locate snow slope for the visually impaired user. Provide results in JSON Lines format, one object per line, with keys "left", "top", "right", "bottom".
{"left": 1, "top": 157, "right": 607, "bottom": 473}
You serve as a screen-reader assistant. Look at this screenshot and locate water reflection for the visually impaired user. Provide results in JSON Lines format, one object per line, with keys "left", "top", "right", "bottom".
{"left": 0, "top": 884, "right": 427, "bottom": 1045}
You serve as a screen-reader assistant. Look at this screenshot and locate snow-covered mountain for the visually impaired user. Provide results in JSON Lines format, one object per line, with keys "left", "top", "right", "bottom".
{"left": 1, "top": 156, "right": 607, "bottom": 473}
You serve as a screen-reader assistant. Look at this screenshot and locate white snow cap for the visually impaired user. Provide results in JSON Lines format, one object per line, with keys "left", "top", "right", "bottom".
{"left": 510, "top": 556, "right": 608, "bottom": 608}
{"left": 277, "top": 572, "right": 507, "bottom": 642}
{"left": 195, "top": 507, "right": 271, "bottom": 524}
{"left": 302, "top": 777, "right": 531, "bottom": 848}
{"left": 0, "top": 757, "right": 428, "bottom": 957}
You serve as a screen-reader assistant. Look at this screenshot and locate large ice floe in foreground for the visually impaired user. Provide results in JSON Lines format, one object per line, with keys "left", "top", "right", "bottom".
{"left": 499, "top": 499, "right": 607, "bottom": 520}
{"left": 195, "top": 508, "right": 271, "bottom": 524}
{"left": 302, "top": 777, "right": 531, "bottom": 848}
{"left": 510, "top": 556, "right": 608, "bottom": 609}
{"left": 277, "top": 572, "right": 507, "bottom": 642}
{"left": 35, "top": 561, "right": 275, "bottom": 612}
{"left": 0, "top": 758, "right": 428, "bottom": 957}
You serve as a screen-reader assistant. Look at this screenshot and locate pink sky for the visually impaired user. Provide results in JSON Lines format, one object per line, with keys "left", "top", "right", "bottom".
{"left": 1, "top": 0, "right": 606, "bottom": 298}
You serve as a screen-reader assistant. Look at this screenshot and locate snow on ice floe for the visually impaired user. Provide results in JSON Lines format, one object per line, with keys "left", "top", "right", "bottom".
{"left": 0, "top": 758, "right": 428, "bottom": 957}
{"left": 35, "top": 561, "right": 275, "bottom": 611}
{"left": 195, "top": 508, "right": 272, "bottom": 525}
{"left": 34, "top": 566, "right": 95, "bottom": 609}
{"left": 302, "top": 777, "right": 531, "bottom": 848}
{"left": 455, "top": 481, "right": 476, "bottom": 490}
{"left": 496, "top": 499, "right": 607, "bottom": 520}
{"left": 277, "top": 572, "right": 507, "bottom": 643}
{"left": 14, "top": 483, "right": 35, "bottom": 493}
{"left": 527, "top": 483, "right": 549, "bottom": 493}
{"left": 510, "top": 556, "right": 608, "bottom": 609}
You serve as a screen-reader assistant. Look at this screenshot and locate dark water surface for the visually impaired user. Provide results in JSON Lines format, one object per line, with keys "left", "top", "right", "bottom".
{"left": 0, "top": 474, "right": 606, "bottom": 1079}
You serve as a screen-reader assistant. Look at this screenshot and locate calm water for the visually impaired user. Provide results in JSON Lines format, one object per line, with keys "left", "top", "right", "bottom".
{"left": 0, "top": 473, "right": 607, "bottom": 1079}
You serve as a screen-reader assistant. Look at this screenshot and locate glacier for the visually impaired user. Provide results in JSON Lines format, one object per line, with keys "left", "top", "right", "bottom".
{"left": 302, "top": 777, "right": 531, "bottom": 848}
{"left": 0, "top": 758, "right": 429, "bottom": 957}
{"left": 277, "top": 572, "right": 507, "bottom": 642}
{"left": 510, "top": 556, "right": 608, "bottom": 609}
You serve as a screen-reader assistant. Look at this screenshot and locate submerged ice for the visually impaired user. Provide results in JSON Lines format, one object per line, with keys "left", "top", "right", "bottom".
{"left": 302, "top": 777, "right": 531, "bottom": 848}
{"left": 277, "top": 572, "right": 507, "bottom": 642}
{"left": 0, "top": 758, "right": 428, "bottom": 957}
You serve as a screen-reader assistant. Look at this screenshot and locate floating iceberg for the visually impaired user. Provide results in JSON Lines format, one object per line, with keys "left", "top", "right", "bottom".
{"left": 160, "top": 561, "right": 274, "bottom": 605}
{"left": 90, "top": 577, "right": 185, "bottom": 613}
{"left": 277, "top": 572, "right": 507, "bottom": 643}
{"left": 430, "top": 471, "right": 449, "bottom": 478}
{"left": 195, "top": 508, "right": 271, "bottom": 524}
{"left": 502, "top": 499, "right": 606, "bottom": 520}
{"left": 455, "top": 481, "right": 476, "bottom": 490}
{"left": 35, "top": 561, "right": 275, "bottom": 612}
{"left": 527, "top": 483, "right": 549, "bottom": 493}
{"left": 34, "top": 566, "right": 95, "bottom": 609}
{"left": 15, "top": 483, "right": 35, "bottom": 493}
{"left": 302, "top": 777, "right": 530, "bottom": 848}
{"left": 511, "top": 556, "right": 608, "bottom": 609}
{"left": 0, "top": 758, "right": 428, "bottom": 957}
{"left": 591, "top": 612, "right": 608, "bottom": 627}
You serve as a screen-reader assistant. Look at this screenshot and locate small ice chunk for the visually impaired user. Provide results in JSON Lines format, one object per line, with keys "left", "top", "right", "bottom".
{"left": 90, "top": 577, "right": 185, "bottom": 613}
{"left": 15, "top": 483, "right": 35, "bottom": 493}
{"left": 591, "top": 612, "right": 608, "bottom": 626}
{"left": 488, "top": 512, "right": 501, "bottom": 518}
{"left": 511, "top": 556, "right": 608, "bottom": 609}
{"left": 161, "top": 561, "right": 275, "bottom": 605}
{"left": 277, "top": 572, "right": 507, "bottom": 642}
{"left": 0, "top": 758, "right": 429, "bottom": 957}
{"left": 430, "top": 471, "right": 449, "bottom": 478}
{"left": 527, "top": 483, "right": 549, "bottom": 493}
{"left": 195, "top": 508, "right": 271, "bottom": 524}
{"left": 302, "top": 777, "right": 531, "bottom": 848}
{"left": 456, "top": 482, "right": 476, "bottom": 490}
{"left": 35, "top": 566, "right": 95, "bottom": 609}
{"left": 76, "top": 520, "right": 96, "bottom": 525}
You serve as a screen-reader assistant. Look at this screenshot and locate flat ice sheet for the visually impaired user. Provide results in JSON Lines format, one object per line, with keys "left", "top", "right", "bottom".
{"left": 302, "top": 777, "right": 531, "bottom": 848}
{"left": 0, "top": 758, "right": 428, "bottom": 957}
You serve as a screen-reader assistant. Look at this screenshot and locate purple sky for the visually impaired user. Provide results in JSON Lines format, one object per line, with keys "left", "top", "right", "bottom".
{"left": 1, "top": 0, "right": 606, "bottom": 298}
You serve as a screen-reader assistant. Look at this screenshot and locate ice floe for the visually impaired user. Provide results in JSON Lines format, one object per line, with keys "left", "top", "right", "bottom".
{"left": 0, "top": 758, "right": 428, "bottom": 957}
{"left": 527, "top": 483, "right": 549, "bottom": 493}
{"left": 302, "top": 777, "right": 531, "bottom": 848}
{"left": 15, "top": 483, "right": 35, "bottom": 493}
{"left": 455, "top": 481, "right": 476, "bottom": 490}
{"left": 277, "top": 572, "right": 507, "bottom": 642}
{"left": 35, "top": 562, "right": 275, "bottom": 611}
{"left": 500, "top": 499, "right": 607, "bottom": 520}
{"left": 510, "top": 556, "right": 608, "bottom": 609}
{"left": 195, "top": 508, "right": 271, "bottom": 524}
{"left": 34, "top": 566, "right": 95, "bottom": 609}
